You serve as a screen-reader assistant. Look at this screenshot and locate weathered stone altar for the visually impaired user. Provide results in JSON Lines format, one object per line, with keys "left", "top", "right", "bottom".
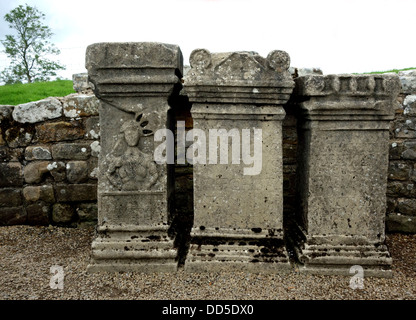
{"left": 292, "top": 74, "right": 401, "bottom": 277}
{"left": 85, "top": 42, "right": 183, "bottom": 272}
{"left": 183, "top": 49, "right": 295, "bottom": 272}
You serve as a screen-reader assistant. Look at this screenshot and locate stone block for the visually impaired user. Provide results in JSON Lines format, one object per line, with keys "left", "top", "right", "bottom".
{"left": 0, "top": 128, "right": 5, "bottom": 146}
{"left": 399, "top": 72, "right": 416, "bottom": 95}
{"left": 395, "top": 128, "right": 416, "bottom": 139}
{"left": 25, "top": 145, "right": 52, "bottom": 160}
{"left": 0, "top": 207, "right": 26, "bottom": 226}
{"left": 12, "top": 98, "right": 62, "bottom": 123}
{"left": 23, "top": 161, "right": 50, "bottom": 184}
{"left": 51, "top": 142, "right": 91, "bottom": 160}
{"left": 386, "top": 213, "right": 416, "bottom": 233}
{"left": 63, "top": 94, "right": 100, "bottom": 118}
{"left": 0, "top": 147, "right": 24, "bottom": 162}
{"left": 0, "top": 105, "right": 13, "bottom": 122}
{"left": 47, "top": 161, "right": 66, "bottom": 182}
{"left": 401, "top": 140, "right": 416, "bottom": 160}
{"left": 85, "top": 116, "right": 100, "bottom": 139}
{"left": 296, "top": 67, "right": 323, "bottom": 77}
{"left": 389, "top": 141, "right": 406, "bottom": 160}
{"left": 4, "top": 125, "right": 34, "bottom": 148}
{"left": 411, "top": 164, "right": 416, "bottom": 182}
{"left": 387, "top": 181, "right": 414, "bottom": 198}
{"left": 66, "top": 161, "right": 89, "bottom": 183}
{"left": 23, "top": 185, "right": 55, "bottom": 203}
{"left": 87, "top": 158, "right": 99, "bottom": 180}
{"left": 77, "top": 203, "right": 98, "bottom": 222}
{"left": 391, "top": 118, "right": 416, "bottom": 134}
{"left": 52, "top": 203, "right": 75, "bottom": 224}
{"left": 401, "top": 148, "right": 416, "bottom": 160}
{"left": 0, "top": 162, "right": 23, "bottom": 187}
{"left": 403, "top": 95, "right": 416, "bottom": 115}
{"left": 386, "top": 197, "right": 397, "bottom": 213}
{"left": 397, "top": 198, "right": 416, "bottom": 216}
{"left": 89, "top": 141, "right": 100, "bottom": 157}
{"left": 0, "top": 188, "right": 22, "bottom": 207}
{"left": 26, "top": 202, "right": 50, "bottom": 226}
{"left": 72, "top": 73, "right": 91, "bottom": 92}
{"left": 55, "top": 184, "right": 97, "bottom": 202}
{"left": 0, "top": 146, "right": 7, "bottom": 160}
{"left": 36, "top": 121, "right": 85, "bottom": 143}
{"left": 388, "top": 161, "right": 412, "bottom": 180}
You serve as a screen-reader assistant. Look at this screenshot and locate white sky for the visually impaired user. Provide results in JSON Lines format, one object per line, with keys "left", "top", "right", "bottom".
{"left": 0, "top": 0, "right": 415, "bottom": 80}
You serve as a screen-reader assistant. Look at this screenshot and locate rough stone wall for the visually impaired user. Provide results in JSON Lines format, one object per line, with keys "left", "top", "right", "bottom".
{"left": 387, "top": 70, "right": 416, "bottom": 233}
{"left": 0, "top": 76, "right": 99, "bottom": 227}
{"left": 1, "top": 70, "right": 416, "bottom": 233}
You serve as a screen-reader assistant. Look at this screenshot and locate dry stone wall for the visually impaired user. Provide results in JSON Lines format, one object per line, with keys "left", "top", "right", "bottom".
{"left": 387, "top": 70, "right": 416, "bottom": 233}
{"left": 1, "top": 70, "right": 416, "bottom": 235}
{"left": 0, "top": 81, "right": 100, "bottom": 227}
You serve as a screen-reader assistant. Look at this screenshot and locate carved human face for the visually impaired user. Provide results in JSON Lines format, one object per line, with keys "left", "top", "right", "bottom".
{"left": 123, "top": 125, "right": 141, "bottom": 147}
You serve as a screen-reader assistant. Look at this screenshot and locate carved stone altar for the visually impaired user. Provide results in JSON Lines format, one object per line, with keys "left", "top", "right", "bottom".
{"left": 292, "top": 74, "right": 401, "bottom": 277}
{"left": 183, "top": 49, "right": 295, "bottom": 272}
{"left": 85, "top": 42, "right": 183, "bottom": 272}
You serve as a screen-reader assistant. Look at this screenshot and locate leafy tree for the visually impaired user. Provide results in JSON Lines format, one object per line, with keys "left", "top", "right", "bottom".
{"left": 1, "top": 4, "right": 65, "bottom": 84}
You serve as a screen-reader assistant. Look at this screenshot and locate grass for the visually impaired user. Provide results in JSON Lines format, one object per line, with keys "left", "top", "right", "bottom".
{"left": 356, "top": 67, "right": 416, "bottom": 75}
{"left": 0, "top": 80, "right": 75, "bottom": 105}
{"left": 1, "top": 67, "right": 415, "bottom": 105}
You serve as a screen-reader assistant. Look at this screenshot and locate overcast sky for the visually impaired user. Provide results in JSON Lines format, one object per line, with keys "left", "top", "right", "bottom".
{"left": 0, "top": 0, "right": 415, "bottom": 80}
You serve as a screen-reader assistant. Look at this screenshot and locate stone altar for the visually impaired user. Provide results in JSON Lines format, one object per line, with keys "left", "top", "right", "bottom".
{"left": 183, "top": 49, "right": 295, "bottom": 272}
{"left": 85, "top": 42, "right": 183, "bottom": 272}
{"left": 292, "top": 74, "right": 401, "bottom": 277}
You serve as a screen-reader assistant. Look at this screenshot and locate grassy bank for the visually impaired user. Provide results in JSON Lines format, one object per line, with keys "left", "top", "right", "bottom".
{"left": 0, "top": 80, "right": 75, "bottom": 105}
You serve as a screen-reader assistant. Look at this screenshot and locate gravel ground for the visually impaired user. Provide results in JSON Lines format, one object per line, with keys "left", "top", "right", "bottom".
{"left": 0, "top": 225, "right": 415, "bottom": 300}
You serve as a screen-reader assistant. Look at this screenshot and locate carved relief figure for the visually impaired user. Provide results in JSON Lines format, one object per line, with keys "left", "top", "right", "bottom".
{"left": 105, "top": 113, "right": 159, "bottom": 191}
